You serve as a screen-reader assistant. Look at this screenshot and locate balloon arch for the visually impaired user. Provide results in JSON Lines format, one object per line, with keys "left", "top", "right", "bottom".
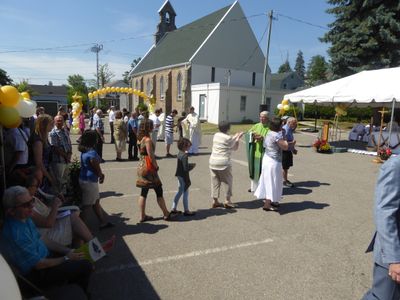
{"left": 88, "top": 87, "right": 156, "bottom": 112}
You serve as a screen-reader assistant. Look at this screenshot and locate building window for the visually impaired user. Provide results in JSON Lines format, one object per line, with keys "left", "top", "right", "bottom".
{"left": 135, "top": 80, "right": 139, "bottom": 90}
{"left": 252, "top": 72, "right": 256, "bottom": 86}
{"left": 146, "top": 78, "right": 151, "bottom": 95}
{"left": 211, "top": 67, "right": 215, "bottom": 82}
{"left": 240, "top": 96, "right": 246, "bottom": 112}
{"left": 177, "top": 72, "right": 182, "bottom": 99}
{"left": 159, "top": 76, "right": 164, "bottom": 99}
{"left": 283, "top": 83, "right": 287, "bottom": 89}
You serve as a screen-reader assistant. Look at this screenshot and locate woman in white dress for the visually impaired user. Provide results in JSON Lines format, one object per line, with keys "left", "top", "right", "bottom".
{"left": 254, "top": 117, "right": 294, "bottom": 211}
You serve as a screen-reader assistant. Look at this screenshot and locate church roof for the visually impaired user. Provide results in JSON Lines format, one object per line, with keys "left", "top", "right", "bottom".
{"left": 131, "top": 5, "right": 231, "bottom": 76}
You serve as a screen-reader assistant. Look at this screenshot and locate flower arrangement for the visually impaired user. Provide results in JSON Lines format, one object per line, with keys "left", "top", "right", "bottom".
{"left": 377, "top": 147, "right": 392, "bottom": 161}
{"left": 313, "top": 138, "right": 331, "bottom": 153}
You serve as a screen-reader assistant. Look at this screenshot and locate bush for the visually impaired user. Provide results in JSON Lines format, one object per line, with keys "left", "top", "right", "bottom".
{"left": 304, "top": 105, "right": 373, "bottom": 121}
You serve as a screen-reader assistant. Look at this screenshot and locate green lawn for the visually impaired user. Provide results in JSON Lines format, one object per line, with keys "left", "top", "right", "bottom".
{"left": 201, "top": 122, "right": 253, "bottom": 135}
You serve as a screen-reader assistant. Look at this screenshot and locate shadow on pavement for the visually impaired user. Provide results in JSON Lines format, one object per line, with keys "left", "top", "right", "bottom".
{"left": 282, "top": 186, "right": 312, "bottom": 195}
{"left": 234, "top": 199, "right": 264, "bottom": 210}
{"left": 279, "top": 201, "right": 330, "bottom": 215}
{"left": 100, "top": 191, "right": 124, "bottom": 198}
{"left": 170, "top": 207, "right": 237, "bottom": 222}
{"left": 90, "top": 213, "right": 165, "bottom": 299}
{"left": 292, "top": 181, "right": 331, "bottom": 188}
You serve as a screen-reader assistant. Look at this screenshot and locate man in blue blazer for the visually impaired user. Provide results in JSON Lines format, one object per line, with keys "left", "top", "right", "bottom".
{"left": 363, "top": 155, "right": 400, "bottom": 299}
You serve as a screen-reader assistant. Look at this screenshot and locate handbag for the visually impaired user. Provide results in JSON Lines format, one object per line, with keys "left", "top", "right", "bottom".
{"left": 145, "top": 156, "right": 157, "bottom": 173}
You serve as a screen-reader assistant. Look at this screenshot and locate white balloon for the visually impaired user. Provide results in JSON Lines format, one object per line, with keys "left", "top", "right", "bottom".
{"left": 16, "top": 99, "right": 36, "bottom": 118}
{"left": 277, "top": 104, "right": 283, "bottom": 110}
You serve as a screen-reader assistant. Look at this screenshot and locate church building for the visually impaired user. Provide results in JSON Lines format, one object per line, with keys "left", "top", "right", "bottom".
{"left": 130, "top": 1, "right": 273, "bottom": 124}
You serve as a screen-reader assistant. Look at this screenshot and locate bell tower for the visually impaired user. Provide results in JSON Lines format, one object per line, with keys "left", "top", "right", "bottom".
{"left": 155, "top": 0, "right": 177, "bottom": 44}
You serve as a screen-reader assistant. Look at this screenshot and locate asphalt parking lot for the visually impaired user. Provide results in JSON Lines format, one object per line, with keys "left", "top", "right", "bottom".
{"left": 74, "top": 129, "right": 380, "bottom": 300}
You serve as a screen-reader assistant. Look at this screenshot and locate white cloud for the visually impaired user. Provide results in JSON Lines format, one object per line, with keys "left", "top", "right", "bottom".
{"left": 0, "top": 53, "right": 130, "bottom": 85}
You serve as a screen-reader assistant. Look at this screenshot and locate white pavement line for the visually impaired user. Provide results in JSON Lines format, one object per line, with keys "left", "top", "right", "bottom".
{"left": 231, "top": 158, "right": 248, "bottom": 167}
{"left": 95, "top": 238, "right": 274, "bottom": 274}
{"left": 104, "top": 188, "right": 201, "bottom": 199}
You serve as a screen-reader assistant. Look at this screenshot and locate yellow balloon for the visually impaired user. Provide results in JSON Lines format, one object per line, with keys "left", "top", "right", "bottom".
{"left": 0, "top": 106, "right": 21, "bottom": 128}
{"left": 282, "top": 99, "right": 289, "bottom": 105}
{"left": 88, "top": 92, "right": 93, "bottom": 99}
{"left": 21, "top": 91, "right": 31, "bottom": 100}
{"left": 283, "top": 104, "right": 290, "bottom": 111}
{"left": 111, "top": 87, "right": 116, "bottom": 92}
{"left": 0, "top": 85, "right": 20, "bottom": 107}
{"left": 279, "top": 108, "right": 285, "bottom": 116}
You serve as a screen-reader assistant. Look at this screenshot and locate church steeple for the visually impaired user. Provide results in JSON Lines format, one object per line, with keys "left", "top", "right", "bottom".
{"left": 155, "top": 0, "right": 177, "bottom": 44}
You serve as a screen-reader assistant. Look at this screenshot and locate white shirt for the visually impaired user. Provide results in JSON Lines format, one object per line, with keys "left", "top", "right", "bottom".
{"left": 6, "top": 128, "right": 29, "bottom": 165}
{"left": 149, "top": 114, "right": 160, "bottom": 131}
{"left": 109, "top": 110, "right": 115, "bottom": 123}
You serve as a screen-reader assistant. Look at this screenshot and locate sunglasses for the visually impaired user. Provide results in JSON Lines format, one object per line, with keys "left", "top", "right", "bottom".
{"left": 16, "top": 198, "right": 35, "bottom": 208}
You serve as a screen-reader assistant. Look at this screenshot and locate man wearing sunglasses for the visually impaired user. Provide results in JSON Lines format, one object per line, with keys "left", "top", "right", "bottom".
{"left": 1, "top": 186, "right": 93, "bottom": 296}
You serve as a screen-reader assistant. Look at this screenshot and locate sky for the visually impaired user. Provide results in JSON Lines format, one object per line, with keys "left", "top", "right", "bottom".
{"left": 0, "top": 0, "right": 334, "bottom": 86}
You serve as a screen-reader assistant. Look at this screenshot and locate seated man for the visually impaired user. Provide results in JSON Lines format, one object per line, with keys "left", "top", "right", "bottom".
{"left": 349, "top": 123, "right": 366, "bottom": 141}
{"left": 1, "top": 186, "right": 93, "bottom": 295}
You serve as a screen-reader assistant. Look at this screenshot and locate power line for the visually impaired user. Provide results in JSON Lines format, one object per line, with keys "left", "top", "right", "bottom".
{"left": 0, "top": 13, "right": 267, "bottom": 54}
{"left": 276, "top": 13, "right": 328, "bottom": 30}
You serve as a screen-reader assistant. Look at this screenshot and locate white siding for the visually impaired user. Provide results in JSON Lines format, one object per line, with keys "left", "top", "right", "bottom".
{"left": 191, "top": 83, "right": 288, "bottom": 124}
{"left": 191, "top": 64, "right": 263, "bottom": 88}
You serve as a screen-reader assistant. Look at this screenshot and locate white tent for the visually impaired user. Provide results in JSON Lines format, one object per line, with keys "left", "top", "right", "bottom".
{"left": 284, "top": 66, "right": 400, "bottom": 105}
{"left": 284, "top": 67, "right": 400, "bottom": 148}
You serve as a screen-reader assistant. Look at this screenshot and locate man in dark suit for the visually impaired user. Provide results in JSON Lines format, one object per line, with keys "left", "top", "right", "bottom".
{"left": 363, "top": 155, "right": 400, "bottom": 299}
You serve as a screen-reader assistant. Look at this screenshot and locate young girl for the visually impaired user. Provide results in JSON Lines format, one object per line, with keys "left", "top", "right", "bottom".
{"left": 78, "top": 130, "right": 114, "bottom": 229}
{"left": 171, "top": 138, "right": 196, "bottom": 216}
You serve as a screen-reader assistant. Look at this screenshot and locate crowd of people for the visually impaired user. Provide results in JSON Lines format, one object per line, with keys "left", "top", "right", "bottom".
{"left": 1, "top": 103, "right": 301, "bottom": 298}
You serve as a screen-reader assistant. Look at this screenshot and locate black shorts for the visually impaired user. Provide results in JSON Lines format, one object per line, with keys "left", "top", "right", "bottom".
{"left": 141, "top": 185, "right": 163, "bottom": 198}
{"left": 282, "top": 150, "right": 293, "bottom": 170}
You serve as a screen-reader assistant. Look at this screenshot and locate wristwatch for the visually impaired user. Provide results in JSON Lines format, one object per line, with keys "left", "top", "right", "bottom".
{"left": 63, "top": 256, "right": 70, "bottom": 262}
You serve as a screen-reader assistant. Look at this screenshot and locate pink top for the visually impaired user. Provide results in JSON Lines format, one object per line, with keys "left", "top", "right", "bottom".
{"left": 79, "top": 114, "right": 85, "bottom": 130}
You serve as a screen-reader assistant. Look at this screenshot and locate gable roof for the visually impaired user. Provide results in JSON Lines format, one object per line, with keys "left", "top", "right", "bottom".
{"left": 30, "top": 84, "right": 67, "bottom": 96}
{"left": 131, "top": 5, "right": 231, "bottom": 76}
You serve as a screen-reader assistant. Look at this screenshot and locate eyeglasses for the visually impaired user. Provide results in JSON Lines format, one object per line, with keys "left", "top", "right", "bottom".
{"left": 16, "top": 198, "right": 35, "bottom": 208}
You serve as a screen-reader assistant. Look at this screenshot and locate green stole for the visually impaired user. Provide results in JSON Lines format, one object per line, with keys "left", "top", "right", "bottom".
{"left": 246, "top": 123, "right": 269, "bottom": 181}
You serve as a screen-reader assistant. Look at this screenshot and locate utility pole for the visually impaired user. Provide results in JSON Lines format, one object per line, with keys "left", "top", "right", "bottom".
{"left": 261, "top": 10, "right": 273, "bottom": 106}
{"left": 91, "top": 44, "right": 103, "bottom": 107}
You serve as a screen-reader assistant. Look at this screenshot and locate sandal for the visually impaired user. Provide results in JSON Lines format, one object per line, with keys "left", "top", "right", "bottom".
{"left": 262, "top": 207, "right": 279, "bottom": 212}
{"left": 223, "top": 202, "right": 236, "bottom": 209}
{"left": 171, "top": 210, "right": 182, "bottom": 214}
{"left": 163, "top": 212, "right": 174, "bottom": 221}
{"left": 211, "top": 202, "right": 223, "bottom": 208}
{"left": 139, "top": 215, "right": 154, "bottom": 223}
{"left": 100, "top": 222, "right": 115, "bottom": 230}
{"left": 271, "top": 202, "right": 280, "bottom": 208}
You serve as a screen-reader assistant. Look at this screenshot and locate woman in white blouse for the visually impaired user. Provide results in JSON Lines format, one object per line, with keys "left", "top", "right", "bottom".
{"left": 209, "top": 122, "right": 243, "bottom": 209}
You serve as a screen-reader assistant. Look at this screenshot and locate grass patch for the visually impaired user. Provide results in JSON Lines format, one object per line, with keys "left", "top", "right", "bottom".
{"left": 201, "top": 122, "right": 253, "bottom": 135}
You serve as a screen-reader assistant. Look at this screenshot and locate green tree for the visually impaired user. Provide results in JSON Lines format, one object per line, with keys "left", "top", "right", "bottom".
{"left": 321, "top": 1, "right": 400, "bottom": 78}
{"left": 294, "top": 50, "right": 305, "bottom": 80}
{"left": 14, "top": 79, "right": 35, "bottom": 95}
{"left": 278, "top": 59, "right": 292, "bottom": 73}
{"left": 123, "top": 57, "right": 142, "bottom": 84}
{"left": 306, "top": 55, "right": 328, "bottom": 86}
{"left": 67, "top": 74, "right": 88, "bottom": 107}
{"left": 97, "top": 63, "right": 115, "bottom": 87}
{"left": 0, "top": 68, "right": 13, "bottom": 85}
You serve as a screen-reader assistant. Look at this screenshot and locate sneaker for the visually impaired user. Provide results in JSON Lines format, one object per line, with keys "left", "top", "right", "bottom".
{"left": 283, "top": 180, "right": 294, "bottom": 188}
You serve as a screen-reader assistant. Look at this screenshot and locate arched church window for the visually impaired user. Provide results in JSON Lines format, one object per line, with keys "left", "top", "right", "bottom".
{"left": 177, "top": 72, "right": 182, "bottom": 99}
{"left": 160, "top": 76, "right": 164, "bottom": 99}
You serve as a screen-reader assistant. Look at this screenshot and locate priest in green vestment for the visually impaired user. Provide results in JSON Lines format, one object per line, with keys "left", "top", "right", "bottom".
{"left": 245, "top": 111, "right": 270, "bottom": 192}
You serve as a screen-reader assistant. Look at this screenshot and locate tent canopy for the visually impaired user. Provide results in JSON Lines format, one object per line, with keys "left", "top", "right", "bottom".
{"left": 284, "top": 67, "right": 400, "bottom": 105}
